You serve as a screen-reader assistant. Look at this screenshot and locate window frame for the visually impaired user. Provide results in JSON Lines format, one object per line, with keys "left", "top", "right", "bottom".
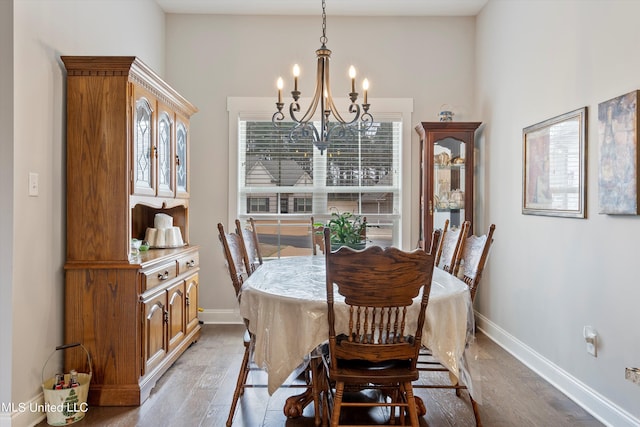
{"left": 227, "top": 97, "right": 414, "bottom": 249}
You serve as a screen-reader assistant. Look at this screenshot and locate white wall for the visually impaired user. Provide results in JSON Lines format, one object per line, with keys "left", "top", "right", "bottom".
{"left": 164, "top": 14, "right": 477, "bottom": 320}
{"left": 6, "top": 1, "right": 164, "bottom": 426}
{"left": 475, "top": 1, "right": 640, "bottom": 425}
{"left": 0, "top": 1, "right": 14, "bottom": 425}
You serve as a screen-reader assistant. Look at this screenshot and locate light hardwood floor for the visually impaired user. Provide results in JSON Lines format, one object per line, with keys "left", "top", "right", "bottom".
{"left": 37, "top": 324, "right": 603, "bottom": 426}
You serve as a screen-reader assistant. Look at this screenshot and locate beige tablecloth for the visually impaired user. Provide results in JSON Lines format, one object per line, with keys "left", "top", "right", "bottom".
{"left": 239, "top": 255, "right": 476, "bottom": 396}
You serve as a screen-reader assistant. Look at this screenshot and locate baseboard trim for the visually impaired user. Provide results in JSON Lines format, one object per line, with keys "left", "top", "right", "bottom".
{"left": 1, "top": 394, "right": 46, "bottom": 427}
{"left": 475, "top": 312, "right": 639, "bottom": 427}
{"left": 197, "top": 308, "right": 244, "bottom": 325}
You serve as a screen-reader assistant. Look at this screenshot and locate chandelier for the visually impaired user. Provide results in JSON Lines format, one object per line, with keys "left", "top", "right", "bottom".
{"left": 272, "top": 0, "right": 373, "bottom": 154}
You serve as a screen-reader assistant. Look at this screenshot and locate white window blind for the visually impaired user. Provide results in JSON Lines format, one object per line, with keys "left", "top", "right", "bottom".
{"left": 228, "top": 97, "right": 413, "bottom": 252}
{"left": 239, "top": 118, "right": 400, "bottom": 217}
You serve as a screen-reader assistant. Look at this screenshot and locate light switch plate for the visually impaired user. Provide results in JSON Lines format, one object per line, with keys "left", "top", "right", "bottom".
{"left": 28, "top": 172, "right": 39, "bottom": 197}
{"left": 583, "top": 325, "right": 597, "bottom": 357}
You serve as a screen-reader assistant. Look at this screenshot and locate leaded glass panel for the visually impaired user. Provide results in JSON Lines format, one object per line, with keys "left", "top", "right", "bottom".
{"left": 158, "top": 112, "right": 172, "bottom": 194}
{"left": 135, "top": 98, "right": 153, "bottom": 192}
{"left": 177, "top": 122, "right": 188, "bottom": 194}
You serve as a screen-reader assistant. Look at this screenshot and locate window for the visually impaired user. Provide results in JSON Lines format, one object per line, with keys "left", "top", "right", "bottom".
{"left": 228, "top": 97, "right": 413, "bottom": 257}
{"left": 294, "top": 197, "right": 312, "bottom": 213}
{"left": 247, "top": 197, "right": 269, "bottom": 213}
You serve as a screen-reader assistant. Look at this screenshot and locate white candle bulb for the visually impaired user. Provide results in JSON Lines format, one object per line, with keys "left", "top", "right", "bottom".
{"left": 362, "top": 78, "right": 369, "bottom": 104}
{"left": 293, "top": 64, "right": 300, "bottom": 92}
{"left": 349, "top": 66, "right": 356, "bottom": 93}
{"left": 277, "top": 77, "right": 283, "bottom": 103}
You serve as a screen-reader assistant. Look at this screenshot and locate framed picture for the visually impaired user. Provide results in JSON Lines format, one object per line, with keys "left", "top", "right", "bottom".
{"left": 522, "top": 107, "right": 587, "bottom": 218}
{"left": 598, "top": 90, "right": 640, "bottom": 215}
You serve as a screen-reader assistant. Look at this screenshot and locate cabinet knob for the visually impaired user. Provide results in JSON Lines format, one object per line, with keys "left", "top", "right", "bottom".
{"left": 158, "top": 271, "right": 170, "bottom": 280}
{"left": 186, "top": 260, "right": 195, "bottom": 268}
{"left": 175, "top": 154, "right": 181, "bottom": 166}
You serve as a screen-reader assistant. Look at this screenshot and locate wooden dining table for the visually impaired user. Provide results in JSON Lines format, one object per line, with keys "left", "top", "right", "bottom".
{"left": 238, "top": 254, "right": 478, "bottom": 423}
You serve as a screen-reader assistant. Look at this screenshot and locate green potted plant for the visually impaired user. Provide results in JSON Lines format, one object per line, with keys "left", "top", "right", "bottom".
{"left": 316, "top": 212, "right": 367, "bottom": 251}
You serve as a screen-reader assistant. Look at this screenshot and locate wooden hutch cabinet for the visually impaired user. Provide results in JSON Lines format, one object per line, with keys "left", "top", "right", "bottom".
{"left": 62, "top": 56, "right": 200, "bottom": 406}
{"left": 415, "top": 122, "right": 482, "bottom": 249}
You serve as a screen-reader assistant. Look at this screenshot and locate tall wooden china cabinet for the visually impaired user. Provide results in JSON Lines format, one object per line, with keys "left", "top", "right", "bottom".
{"left": 62, "top": 56, "right": 200, "bottom": 406}
{"left": 415, "top": 122, "right": 481, "bottom": 249}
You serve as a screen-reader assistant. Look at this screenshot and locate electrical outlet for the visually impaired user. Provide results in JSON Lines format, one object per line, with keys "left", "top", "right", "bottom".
{"left": 626, "top": 368, "right": 640, "bottom": 386}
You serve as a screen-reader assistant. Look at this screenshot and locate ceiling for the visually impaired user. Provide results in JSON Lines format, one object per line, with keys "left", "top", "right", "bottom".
{"left": 154, "top": 0, "right": 488, "bottom": 17}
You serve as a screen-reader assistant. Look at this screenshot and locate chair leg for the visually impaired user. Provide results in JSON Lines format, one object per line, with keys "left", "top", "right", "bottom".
{"left": 414, "top": 396, "right": 426, "bottom": 417}
{"left": 322, "top": 377, "right": 331, "bottom": 427}
{"left": 404, "top": 382, "right": 420, "bottom": 426}
{"left": 393, "top": 388, "right": 401, "bottom": 425}
{"left": 226, "top": 342, "right": 251, "bottom": 427}
{"left": 322, "top": 362, "right": 332, "bottom": 427}
{"left": 330, "top": 382, "right": 344, "bottom": 427}
{"left": 309, "top": 357, "right": 325, "bottom": 427}
{"left": 470, "top": 394, "right": 482, "bottom": 427}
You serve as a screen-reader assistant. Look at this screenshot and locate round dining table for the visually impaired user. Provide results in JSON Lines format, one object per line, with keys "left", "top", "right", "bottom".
{"left": 238, "top": 255, "right": 478, "bottom": 401}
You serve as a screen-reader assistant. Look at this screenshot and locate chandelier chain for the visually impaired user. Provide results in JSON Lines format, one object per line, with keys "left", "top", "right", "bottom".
{"left": 320, "top": 0, "right": 327, "bottom": 46}
{"left": 272, "top": 0, "right": 373, "bottom": 154}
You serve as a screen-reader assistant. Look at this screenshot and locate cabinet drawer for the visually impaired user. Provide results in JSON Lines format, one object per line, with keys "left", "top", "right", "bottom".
{"left": 142, "top": 262, "right": 178, "bottom": 292}
{"left": 177, "top": 251, "right": 199, "bottom": 274}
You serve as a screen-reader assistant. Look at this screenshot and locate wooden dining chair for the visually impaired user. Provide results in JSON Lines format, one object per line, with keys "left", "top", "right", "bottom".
{"left": 433, "top": 219, "right": 449, "bottom": 266}
{"left": 455, "top": 224, "right": 496, "bottom": 302}
{"left": 235, "top": 218, "right": 263, "bottom": 274}
{"left": 219, "top": 222, "right": 318, "bottom": 426}
{"left": 217, "top": 223, "right": 255, "bottom": 426}
{"left": 323, "top": 227, "right": 436, "bottom": 426}
{"left": 437, "top": 220, "right": 470, "bottom": 274}
{"left": 310, "top": 216, "right": 325, "bottom": 255}
{"left": 427, "top": 228, "right": 442, "bottom": 255}
{"left": 414, "top": 223, "right": 491, "bottom": 427}
{"left": 218, "top": 223, "right": 250, "bottom": 296}
{"left": 248, "top": 218, "right": 263, "bottom": 264}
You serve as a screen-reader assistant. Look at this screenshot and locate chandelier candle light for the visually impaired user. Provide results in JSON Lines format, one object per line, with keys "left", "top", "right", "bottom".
{"left": 272, "top": 0, "right": 373, "bottom": 154}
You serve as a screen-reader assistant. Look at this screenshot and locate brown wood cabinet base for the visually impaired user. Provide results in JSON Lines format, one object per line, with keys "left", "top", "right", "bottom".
{"left": 86, "top": 326, "right": 201, "bottom": 406}
{"left": 64, "top": 247, "right": 201, "bottom": 407}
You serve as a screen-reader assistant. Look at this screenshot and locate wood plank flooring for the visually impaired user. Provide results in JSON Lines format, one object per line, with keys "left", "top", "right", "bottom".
{"left": 37, "top": 324, "right": 603, "bottom": 426}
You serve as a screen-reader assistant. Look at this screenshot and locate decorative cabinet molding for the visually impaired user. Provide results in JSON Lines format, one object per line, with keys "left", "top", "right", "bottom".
{"left": 62, "top": 56, "right": 200, "bottom": 406}
{"left": 415, "top": 121, "right": 481, "bottom": 249}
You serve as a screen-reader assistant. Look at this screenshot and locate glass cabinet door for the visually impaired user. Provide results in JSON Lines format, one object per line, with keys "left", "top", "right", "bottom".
{"left": 433, "top": 137, "right": 466, "bottom": 231}
{"left": 134, "top": 96, "right": 155, "bottom": 196}
{"left": 415, "top": 122, "right": 481, "bottom": 249}
{"left": 157, "top": 111, "right": 174, "bottom": 197}
{"left": 176, "top": 121, "right": 189, "bottom": 198}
